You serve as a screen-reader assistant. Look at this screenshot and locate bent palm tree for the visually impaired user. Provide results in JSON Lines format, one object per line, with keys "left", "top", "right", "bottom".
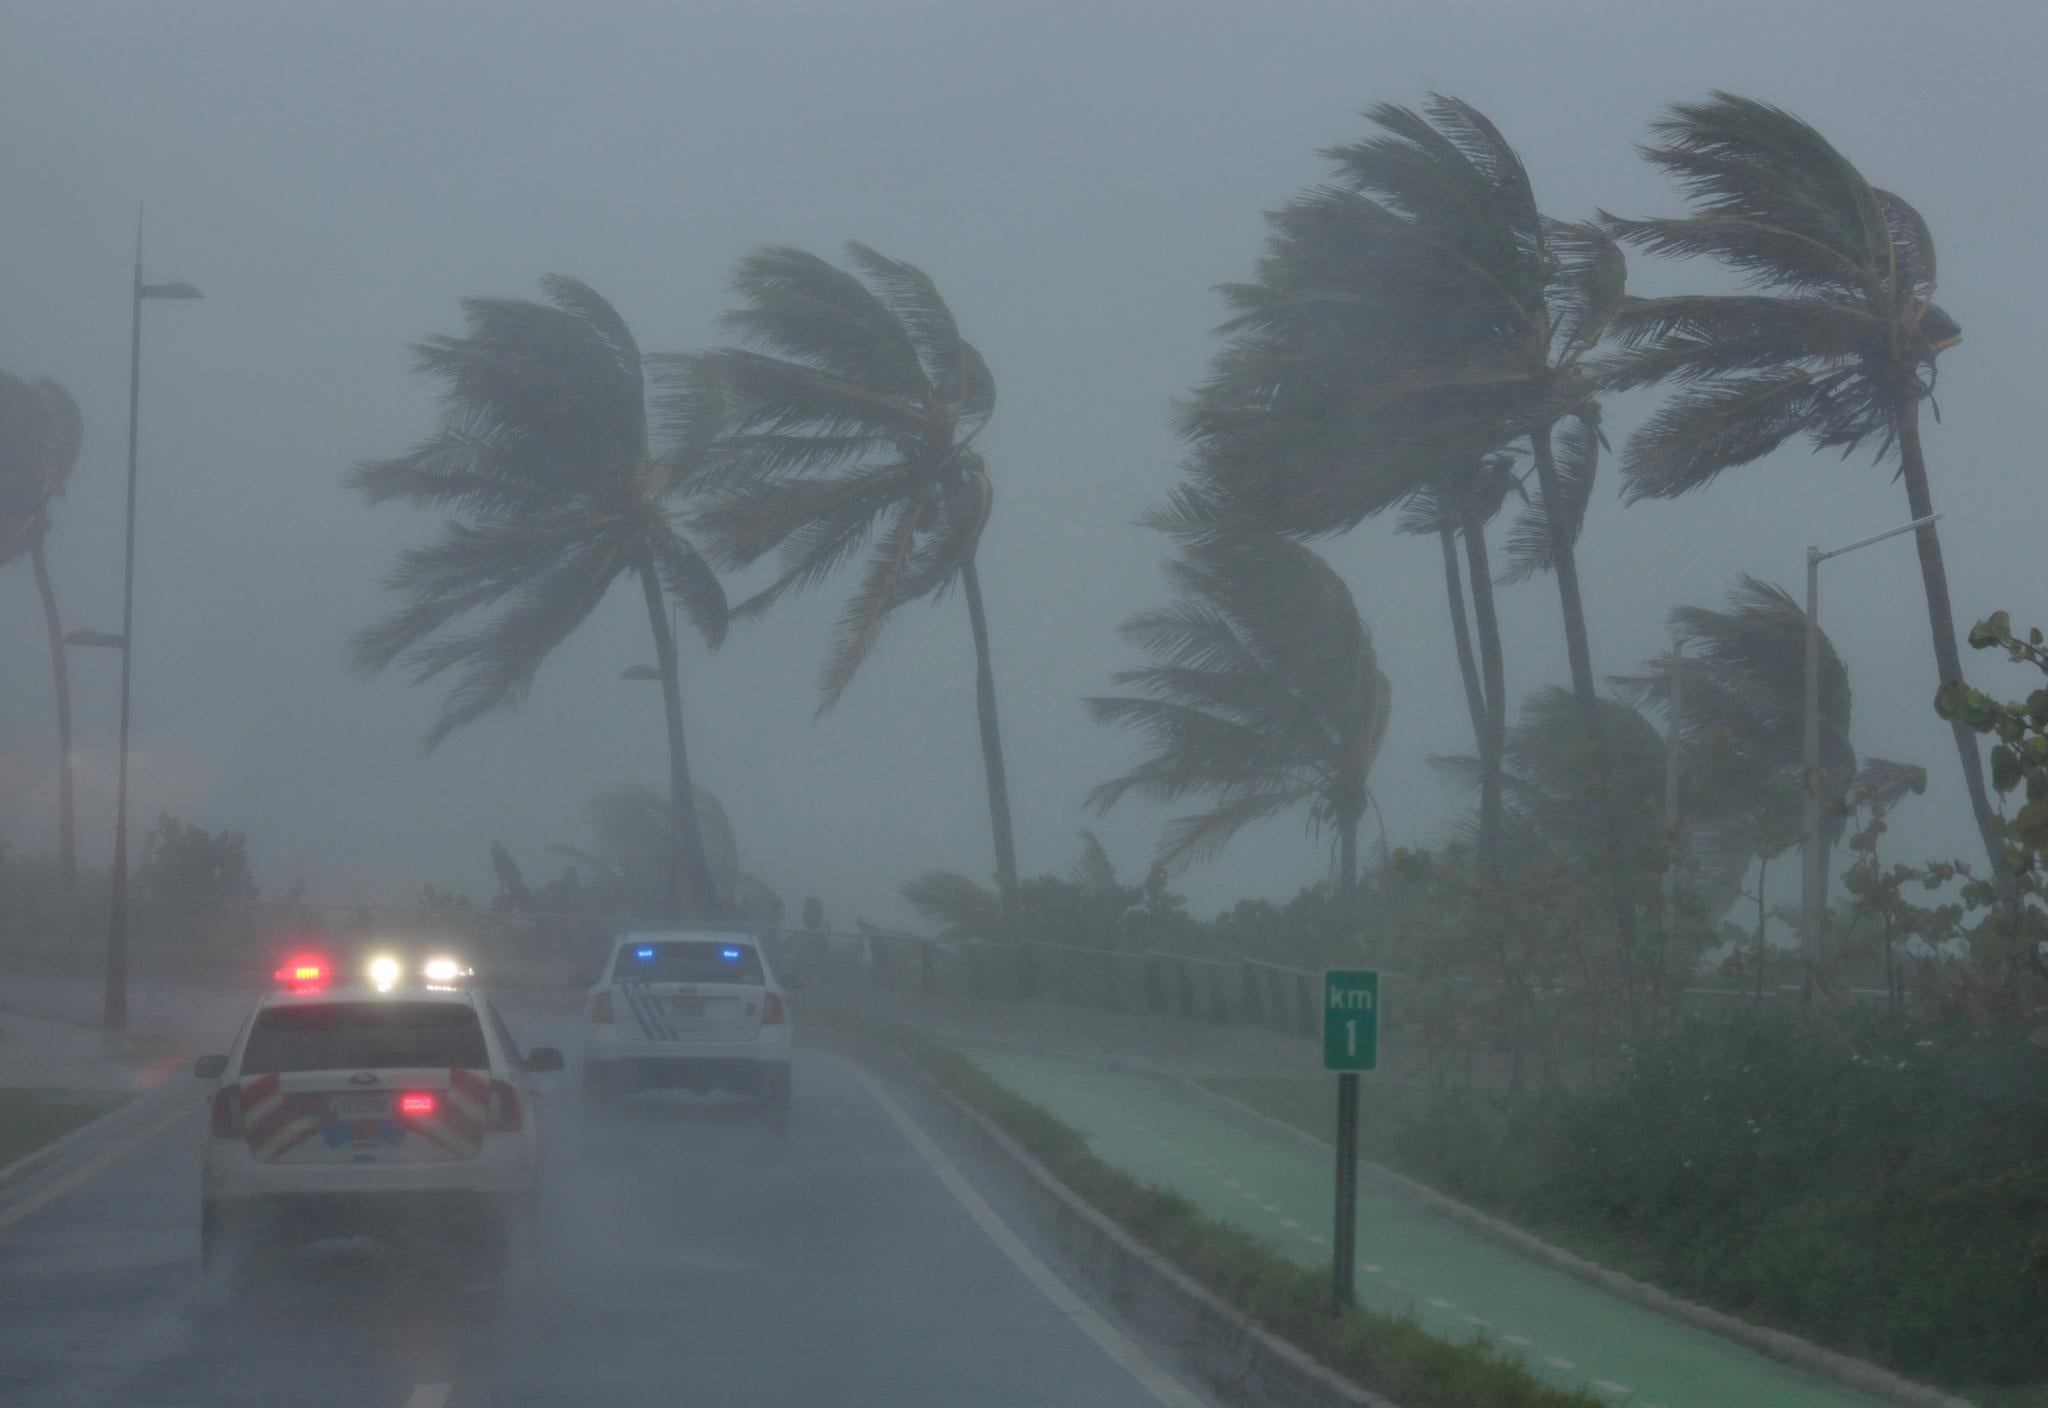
{"left": 352, "top": 277, "right": 727, "bottom": 918}
{"left": 687, "top": 244, "right": 1017, "bottom": 907}
{"left": 1612, "top": 577, "right": 1857, "bottom": 980}
{"left": 1176, "top": 96, "right": 1641, "bottom": 985}
{"left": 1086, "top": 536, "right": 1390, "bottom": 895}
{"left": 0, "top": 373, "right": 85, "bottom": 887}
{"left": 1602, "top": 92, "right": 1995, "bottom": 880}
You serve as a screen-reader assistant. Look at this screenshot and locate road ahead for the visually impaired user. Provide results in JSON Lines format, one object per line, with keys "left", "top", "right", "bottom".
{"left": 0, "top": 994, "right": 1202, "bottom": 1408}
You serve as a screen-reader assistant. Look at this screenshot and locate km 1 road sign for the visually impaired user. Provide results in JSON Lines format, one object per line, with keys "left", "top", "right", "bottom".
{"left": 1322, "top": 968, "right": 1379, "bottom": 1072}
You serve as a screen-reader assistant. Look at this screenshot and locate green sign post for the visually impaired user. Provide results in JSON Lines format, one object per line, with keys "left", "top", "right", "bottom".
{"left": 1322, "top": 968, "right": 1379, "bottom": 1311}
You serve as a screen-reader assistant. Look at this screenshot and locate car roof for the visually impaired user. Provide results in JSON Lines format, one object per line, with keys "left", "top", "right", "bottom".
{"left": 254, "top": 985, "right": 485, "bottom": 1010}
{"left": 608, "top": 929, "right": 758, "bottom": 952}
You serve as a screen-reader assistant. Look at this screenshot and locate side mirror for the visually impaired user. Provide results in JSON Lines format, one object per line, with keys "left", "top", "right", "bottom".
{"left": 524, "top": 1047, "right": 566, "bottom": 1073}
{"left": 193, "top": 1054, "right": 229, "bottom": 1079}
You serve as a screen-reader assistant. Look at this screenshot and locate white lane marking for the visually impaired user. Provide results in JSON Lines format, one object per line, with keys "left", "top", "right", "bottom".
{"left": 1504, "top": 1334, "right": 1534, "bottom": 1348}
{"left": 1545, "top": 1356, "right": 1576, "bottom": 1371}
{"left": 1279, "top": 1218, "right": 1299, "bottom": 1229}
{"left": 1222, "top": 1178, "right": 1241, "bottom": 1189}
{"left": 1304, "top": 1234, "right": 1326, "bottom": 1246}
{"left": 846, "top": 1064, "right": 1208, "bottom": 1408}
{"left": 1362, "top": 1262, "right": 1381, "bottom": 1274}
{"left": 1593, "top": 1381, "right": 1631, "bottom": 1396}
{"left": 403, "top": 1387, "right": 451, "bottom": 1408}
{"left": 1426, "top": 1297, "right": 1454, "bottom": 1309}
{"left": 1260, "top": 1203, "right": 1282, "bottom": 1214}
{"left": 1462, "top": 1315, "right": 1488, "bottom": 1328}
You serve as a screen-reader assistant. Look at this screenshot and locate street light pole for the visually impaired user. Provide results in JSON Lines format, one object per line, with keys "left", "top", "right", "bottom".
{"left": 103, "top": 209, "right": 202, "bottom": 1033}
{"left": 1663, "top": 631, "right": 1684, "bottom": 917}
{"left": 1798, "top": 513, "right": 1941, "bottom": 986}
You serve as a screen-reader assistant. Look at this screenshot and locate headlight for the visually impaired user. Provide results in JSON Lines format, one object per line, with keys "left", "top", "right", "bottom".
{"left": 367, "top": 953, "right": 402, "bottom": 992}
{"left": 422, "top": 956, "right": 465, "bottom": 984}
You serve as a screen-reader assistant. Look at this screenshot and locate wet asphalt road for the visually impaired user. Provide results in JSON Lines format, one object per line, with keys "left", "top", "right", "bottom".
{"left": 0, "top": 994, "right": 1196, "bottom": 1407}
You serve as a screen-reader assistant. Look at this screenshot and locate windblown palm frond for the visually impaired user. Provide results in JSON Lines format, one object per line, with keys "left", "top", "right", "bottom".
{"left": 353, "top": 277, "right": 728, "bottom": 916}
{"left": 1602, "top": 93, "right": 1960, "bottom": 500}
{"left": 0, "top": 375, "right": 82, "bottom": 566}
{"left": 901, "top": 870, "right": 1002, "bottom": 942}
{"left": 1610, "top": 575, "right": 1856, "bottom": 866}
{"left": 687, "top": 244, "right": 995, "bottom": 707}
{"left": 688, "top": 242, "right": 1021, "bottom": 907}
{"left": 1088, "top": 536, "right": 1389, "bottom": 884}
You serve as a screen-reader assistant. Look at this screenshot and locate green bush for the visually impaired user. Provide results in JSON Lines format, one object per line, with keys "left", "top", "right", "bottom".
{"left": 1379, "top": 1011, "right": 2048, "bottom": 1391}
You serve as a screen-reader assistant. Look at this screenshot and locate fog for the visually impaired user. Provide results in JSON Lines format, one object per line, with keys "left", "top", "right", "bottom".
{"left": 4, "top": 0, "right": 2044, "bottom": 930}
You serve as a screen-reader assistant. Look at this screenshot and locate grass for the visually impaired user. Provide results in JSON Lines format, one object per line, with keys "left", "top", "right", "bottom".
{"left": 0, "top": 1087, "right": 131, "bottom": 1168}
{"left": 810, "top": 1005, "right": 1602, "bottom": 1408}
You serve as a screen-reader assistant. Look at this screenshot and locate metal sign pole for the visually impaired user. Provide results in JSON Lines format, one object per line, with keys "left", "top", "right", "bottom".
{"left": 1332, "top": 1071, "right": 1359, "bottom": 1311}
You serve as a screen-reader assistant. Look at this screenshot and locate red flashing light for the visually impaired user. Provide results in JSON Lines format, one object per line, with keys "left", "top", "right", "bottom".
{"left": 761, "top": 991, "right": 786, "bottom": 1026}
{"left": 398, "top": 1092, "right": 437, "bottom": 1117}
{"left": 273, "top": 954, "right": 328, "bottom": 990}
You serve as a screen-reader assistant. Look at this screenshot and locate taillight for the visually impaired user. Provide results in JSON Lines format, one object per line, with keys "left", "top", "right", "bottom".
{"left": 761, "top": 991, "right": 786, "bottom": 1025}
{"left": 210, "top": 1086, "right": 243, "bottom": 1138}
{"left": 486, "top": 1079, "right": 522, "bottom": 1133}
{"left": 590, "top": 991, "right": 613, "bottom": 1024}
{"left": 398, "top": 1092, "right": 437, "bottom": 1117}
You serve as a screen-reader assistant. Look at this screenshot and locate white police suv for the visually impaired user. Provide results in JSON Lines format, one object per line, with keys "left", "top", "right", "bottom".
{"left": 194, "top": 951, "right": 562, "bottom": 1272}
{"left": 582, "top": 931, "right": 793, "bottom": 1113}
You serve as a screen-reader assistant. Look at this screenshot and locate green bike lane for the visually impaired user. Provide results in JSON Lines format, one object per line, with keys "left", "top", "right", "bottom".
{"left": 957, "top": 1042, "right": 1885, "bottom": 1408}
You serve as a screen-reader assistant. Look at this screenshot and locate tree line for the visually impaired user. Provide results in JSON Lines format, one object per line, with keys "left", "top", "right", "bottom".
{"left": 0, "top": 93, "right": 2006, "bottom": 1010}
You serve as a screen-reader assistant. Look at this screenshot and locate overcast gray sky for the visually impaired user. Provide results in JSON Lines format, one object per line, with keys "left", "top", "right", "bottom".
{"left": 3, "top": 0, "right": 2043, "bottom": 933}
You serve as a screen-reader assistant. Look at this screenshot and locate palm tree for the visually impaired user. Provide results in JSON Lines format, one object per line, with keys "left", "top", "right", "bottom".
{"left": 549, "top": 785, "right": 780, "bottom": 924}
{"left": 1612, "top": 576, "right": 1857, "bottom": 991}
{"left": 351, "top": 277, "right": 728, "bottom": 918}
{"left": 0, "top": 372, "right": 85, "bottom": 887}
{"left": 1086, "top": 535, "right": 1391, "bottom": 895}
{"left": 1601, "top": 92, "right": 1996, "bottom": 882}
{"left": 1174, "top": 96, "right": 1641, "bottom": 980}
{"left": 687, "top": 244, "right": 1017, "bottom": 907}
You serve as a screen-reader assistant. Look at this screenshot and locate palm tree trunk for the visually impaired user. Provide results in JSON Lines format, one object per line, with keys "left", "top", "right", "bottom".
{"left": 960, "top": 557, "right": 1020, "bottom": 911}
{"left": 1530, "top": 424, "right": 1643, "bottom": 1023}
{"left": 1896, "top": 396, "right": 2006, "bottom": 887}
{"left": 1439, "top": 521, "right": 1489, "bottom": 752}
{"left": 1753, "top": 854, "right": 1769, "bottom": 1008}
{"left": 1338, "top": 814, "right": 1359, "bottom": 898}
{"left": 636, "top": 559, "right": 717, "bottom": 919}
{"left": 30, "top": 533, "right": 77, "bottom": 890}
{"left": 1458, "top": 506, "right": 1507, "bottom": 871}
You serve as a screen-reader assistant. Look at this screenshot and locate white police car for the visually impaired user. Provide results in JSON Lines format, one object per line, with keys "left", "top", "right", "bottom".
{"left": 582, "top": 931, "right": 793, "bottom": 1113}
{"left": 194, "top": 951, "right": 562, "bottom": 1272}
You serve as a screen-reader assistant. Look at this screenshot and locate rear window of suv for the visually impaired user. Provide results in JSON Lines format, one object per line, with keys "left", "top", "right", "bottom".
{"left": 240, "top": 1002, "right": 489, "bottom": 1074}
{"left": 612, "top": 940, "right": 764, "bottom": 985}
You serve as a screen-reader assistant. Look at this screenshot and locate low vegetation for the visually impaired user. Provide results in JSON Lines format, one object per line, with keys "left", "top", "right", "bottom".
{"left": 809, "top": 1005, "right": 1603, "bottom": 1408}
{"left": 1211, "top": 1009, "right": 2048, "bottom": 1401}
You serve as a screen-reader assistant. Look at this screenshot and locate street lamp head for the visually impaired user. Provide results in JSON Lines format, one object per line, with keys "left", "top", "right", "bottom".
{"left": 139, "top": 281, "right": 203, "bottom": 301}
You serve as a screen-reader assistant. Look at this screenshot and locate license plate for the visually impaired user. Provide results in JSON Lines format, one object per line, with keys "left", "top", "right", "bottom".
{"left": 667, "top": 997, "right": 705, "bottom": 1017}
{"left": 328, "top": 1092, "right": 389, "bottom": 1120}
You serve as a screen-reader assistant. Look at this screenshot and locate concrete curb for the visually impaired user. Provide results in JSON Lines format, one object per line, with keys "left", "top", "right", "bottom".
{"left": 820, "top": 1030, "right": 1396, "bottom": 1408}
{"left": 1179, "top": 1079, "right": 1979, "bottom": 1408}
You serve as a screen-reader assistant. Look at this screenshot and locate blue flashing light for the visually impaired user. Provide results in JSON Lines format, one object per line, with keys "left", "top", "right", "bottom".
{"left": 720, "top": 947, "right": 743, "bottom": 961}
{"left": 635, "top": 946, "right": 656, "bottom": 961}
